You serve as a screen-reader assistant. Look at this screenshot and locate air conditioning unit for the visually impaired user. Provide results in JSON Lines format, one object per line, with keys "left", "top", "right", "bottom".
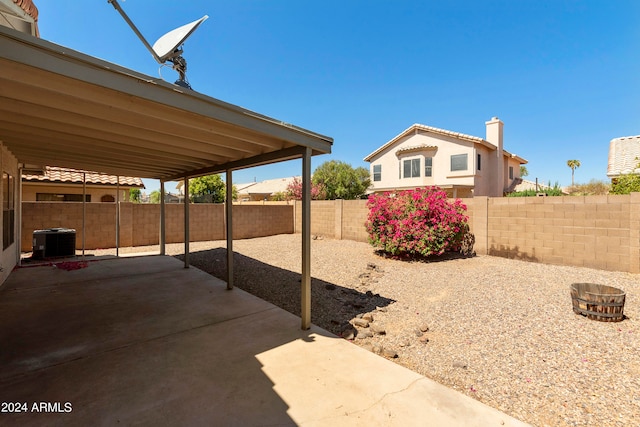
{"left": 32, "top": 228, "right": 76, "bottom": 260}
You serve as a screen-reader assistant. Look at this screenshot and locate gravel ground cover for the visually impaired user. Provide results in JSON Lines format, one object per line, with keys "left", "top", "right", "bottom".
{"left": 89, "top": 235, "right": 640, "bottom": 427}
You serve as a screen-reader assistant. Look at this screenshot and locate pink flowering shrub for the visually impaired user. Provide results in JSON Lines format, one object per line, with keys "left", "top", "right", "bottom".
{"left": 365, "top": 187, "right": 471, "bottom": 257}
{"left": 286, "top": 177, "right": 327, "bottom": 200}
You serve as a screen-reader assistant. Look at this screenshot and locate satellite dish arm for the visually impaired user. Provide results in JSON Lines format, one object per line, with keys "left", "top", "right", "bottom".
{"left": 107, "top": 0, "right": 162, "bottom": 64}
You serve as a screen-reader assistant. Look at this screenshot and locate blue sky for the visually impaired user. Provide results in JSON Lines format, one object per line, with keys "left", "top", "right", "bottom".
{"left": 37, "top": 1, "right": 639, "bottom": 193}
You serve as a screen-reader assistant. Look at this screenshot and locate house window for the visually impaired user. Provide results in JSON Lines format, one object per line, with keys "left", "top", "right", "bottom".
{"left": 451, "top": 154, "right": 468, "bottom": 171}
{"left": 373, "top": 165, "right": 382, "bottom": 182}
{"left": 477, "top": 154, "right": 481, "bottom": 171}
{"left": 424, "top": 157, "right": 433, "bottom": 177}
{"left": 36, "top": 193, "right": 91, "bottom": 202}
{"left": 3, "top": 173, "right": 14, "bottom": 250}
{"left": 403, "top": 158, "right": 420, "bottom": 178}
{"left": 509, "top": 166, "right": 514, "bottom": 179}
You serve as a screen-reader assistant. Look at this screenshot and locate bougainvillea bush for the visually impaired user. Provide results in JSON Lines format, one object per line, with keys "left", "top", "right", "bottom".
{"left": 366, "top": 187, "right": 471, "bottom": 257}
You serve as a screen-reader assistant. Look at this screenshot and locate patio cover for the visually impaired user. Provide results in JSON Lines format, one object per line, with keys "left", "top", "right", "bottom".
{"left": 0, "top": 25, "right": 332, "bottom": 329}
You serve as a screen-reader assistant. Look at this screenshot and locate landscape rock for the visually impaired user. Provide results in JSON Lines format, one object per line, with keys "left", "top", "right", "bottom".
{"left": 419, "top": 324, "right": 430, "bottom": 333}
{"left": 356, "top": 330, "right": 374, "bottom": 339}
{"left": 352, "top": 318, "right": 370, "bottom": 328}
{"left": 373, "top": 344, "right": 383, "bottom": 354}
{"left": 362, "top": 313, "right": 374, "bottom": 322}
{"left": 341, "top": 327, "right": 357, "bottom": 340}
{"left": 376, "top": 306, "right": 388, "bottom": 312}
{"left": 414, "top": 329, "right": 423, "bottom": 337}
{"left": 418, "top": 335, "right": 430, "bottom": 344}
{"left": 383, "top": 349, "right": 398, "bottom": 358}
{"left": 370, "top": 323, "right": 386, "bottom": 335}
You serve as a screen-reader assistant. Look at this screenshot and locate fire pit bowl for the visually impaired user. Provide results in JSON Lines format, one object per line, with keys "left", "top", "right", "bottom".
{"left": 571, "top": 283, "right": 626, "bottom": 322}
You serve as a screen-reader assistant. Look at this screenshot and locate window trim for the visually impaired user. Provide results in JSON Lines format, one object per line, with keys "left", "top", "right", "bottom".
{"left": 450, "top": 154, "right": 468, "bottom": 172}
{"left": 424, "top": 156, "right": 433, "bottom": 177}
{"left": 373, "top": 164, "right": 382, "bottom": 182}
{"left": 3, "top": 173, "right": 15, "bottom": 250}
{"left": 403, "top": 158, "right": 421, "bottom": 178}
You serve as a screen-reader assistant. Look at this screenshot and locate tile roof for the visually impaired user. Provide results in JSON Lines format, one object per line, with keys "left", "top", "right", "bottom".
{"left": 22, "top": 167, "right": 145, "bottom": 188}
{"left": 12, "top": 0, "right": 38, "bottom": 20}
{"left": 243, "top": 176, "right": 299, "bottom": 195}
{"left": 11, "top": 0, "right": 39, "bottom": 36}
{"left": 364, "top": 123, "right": 526, "bottom": 164}
{"left": 607, "top": 135, "right": 640, "bottom": 177}
{"left": 395, "top": 145, "right": 438, "bottom": 156}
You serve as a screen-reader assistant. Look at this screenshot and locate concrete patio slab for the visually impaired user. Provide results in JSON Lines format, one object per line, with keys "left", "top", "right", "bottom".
{"left": 0, "top": 256, "right": 528, "bottom": 426}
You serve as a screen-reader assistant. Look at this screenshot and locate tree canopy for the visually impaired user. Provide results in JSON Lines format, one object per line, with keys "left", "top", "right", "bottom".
{"left": 567, "top": 159, "right": 581, "bottom": 186}
{"left": 189, "top": 175, "right": 236, "bottom": 203}
{"left": 129, "top": 188, "right": 141, "bottom": 203}
{"left": 149, "top": 190, "right": 161, "bottom": 204}
{"left": 312, "top": 160, "right": 370, "bottom": 200}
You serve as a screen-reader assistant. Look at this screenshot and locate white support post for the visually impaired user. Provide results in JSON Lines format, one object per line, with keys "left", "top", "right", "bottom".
{"left": 226, "top": 170, "right": 233, "bottom": 290}
{"left": 184, "top": 176, "right": 189, "bottom": 268}
{"left": 160, "top": 180, "right": 166, "bottom": 255}
{"left": 116, "top": 176, "right": 120, "bottom": 257}
{"left": 17, "top": 165, "right": 22, "bottom": 266}
{"left": 82, "top": 172, "right": 86, "bottom": 259}
{"left": 301, "top": 148, "right": 312, "bottom": 330}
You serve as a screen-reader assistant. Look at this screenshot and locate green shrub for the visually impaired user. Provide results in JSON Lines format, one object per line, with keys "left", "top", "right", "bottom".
{"left": 508, "top": 182, "right": 564, "bottom": 197}
{"left": 610, "top": 174, "right": 640, "bottom": 195}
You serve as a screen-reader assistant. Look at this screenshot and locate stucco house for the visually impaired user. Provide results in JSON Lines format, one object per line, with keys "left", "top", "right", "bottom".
{"left": 22, "top": 166, "right": 144, "bottom": 202}
{"left": 364, "top": 117, "right": 527, "bottom": 197}
{"left": 607, "top": 135, "right": 640, "bottom": 181}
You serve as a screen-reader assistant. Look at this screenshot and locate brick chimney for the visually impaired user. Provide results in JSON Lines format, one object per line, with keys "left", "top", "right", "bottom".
{"left": 485, "top": 117, "right": 504, "bottom": 196}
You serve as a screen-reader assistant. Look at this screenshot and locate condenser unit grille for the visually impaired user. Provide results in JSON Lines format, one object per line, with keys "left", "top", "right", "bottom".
{"left": 32, "top": 228, "right": 76, "bottom": 259}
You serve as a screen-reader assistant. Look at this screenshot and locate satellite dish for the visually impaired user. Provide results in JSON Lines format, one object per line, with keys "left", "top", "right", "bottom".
{"left": 108, "top": 0, "right": 208, "bottom": 90}
{"left": 153, "top": 16, "right": 208, "bottom": 63}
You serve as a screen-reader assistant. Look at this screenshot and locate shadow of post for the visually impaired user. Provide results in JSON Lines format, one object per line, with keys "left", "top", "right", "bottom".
{"left": 175, "top": 248, "right": 395, "bottom": 336}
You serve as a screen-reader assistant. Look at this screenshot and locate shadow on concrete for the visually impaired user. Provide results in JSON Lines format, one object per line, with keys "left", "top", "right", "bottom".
{"left": 0, "top": 256, "right": 307, "bottom": 426}
{"left": 174, "top": 248, "right": 395, "bottom": 337}
{"left": 488, "top": 245, "right": 539, "bottom": 262}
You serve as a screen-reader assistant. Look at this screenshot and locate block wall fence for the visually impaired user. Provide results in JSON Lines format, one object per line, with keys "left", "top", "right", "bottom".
{"left": 21, "top": 202, "right": 293, "bottom": 251}
{"left": 21, "top": 194, "right": 640, "bottom": 273}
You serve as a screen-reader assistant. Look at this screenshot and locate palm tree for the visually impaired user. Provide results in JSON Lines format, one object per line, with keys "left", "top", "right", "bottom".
{"left": 567, "top": 160, "right": 581, "bottom": 186}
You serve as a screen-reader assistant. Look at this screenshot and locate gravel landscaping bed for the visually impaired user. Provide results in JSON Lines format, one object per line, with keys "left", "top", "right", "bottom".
{"left": 91, "top": 235, "right": 640, "bottom": 427}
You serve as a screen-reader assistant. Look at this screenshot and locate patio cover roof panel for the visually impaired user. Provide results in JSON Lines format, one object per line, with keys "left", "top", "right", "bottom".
{"left": 0, "top": 26, "right": 332, "bottom": 179}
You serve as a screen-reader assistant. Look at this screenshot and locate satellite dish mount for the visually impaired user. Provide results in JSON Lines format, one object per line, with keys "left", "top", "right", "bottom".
{"left": 108, "top": 0, "right": 208, "bottom": 89}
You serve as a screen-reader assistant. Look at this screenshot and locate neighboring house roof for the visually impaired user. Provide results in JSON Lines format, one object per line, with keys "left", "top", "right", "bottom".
{"left": 12, "top": 0, "right": 38, "bottom": 21}
{"left": 22, "top": 167, "right": 145, "bottom": 188}
{"left": 235, "top": 182, "right": 259, "bottom": 192}
{"left": 2, "top": 0, "right": 39, "bottom": 36}
{"left": 513, "top": 179, "right": 553, "bottom": 192}
{"left": 244, "top": 176, "right": 299, "bottom": 195}
{"left": 607, "top": 135, "right": 640, "bottom": 178}
{"left": 364, "top": 123, "right": 527, "bottom": 164}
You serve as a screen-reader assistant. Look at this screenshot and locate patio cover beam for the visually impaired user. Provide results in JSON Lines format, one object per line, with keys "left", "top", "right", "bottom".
{"left": 165, "top": 146, "right": 308, "bottom": 182}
